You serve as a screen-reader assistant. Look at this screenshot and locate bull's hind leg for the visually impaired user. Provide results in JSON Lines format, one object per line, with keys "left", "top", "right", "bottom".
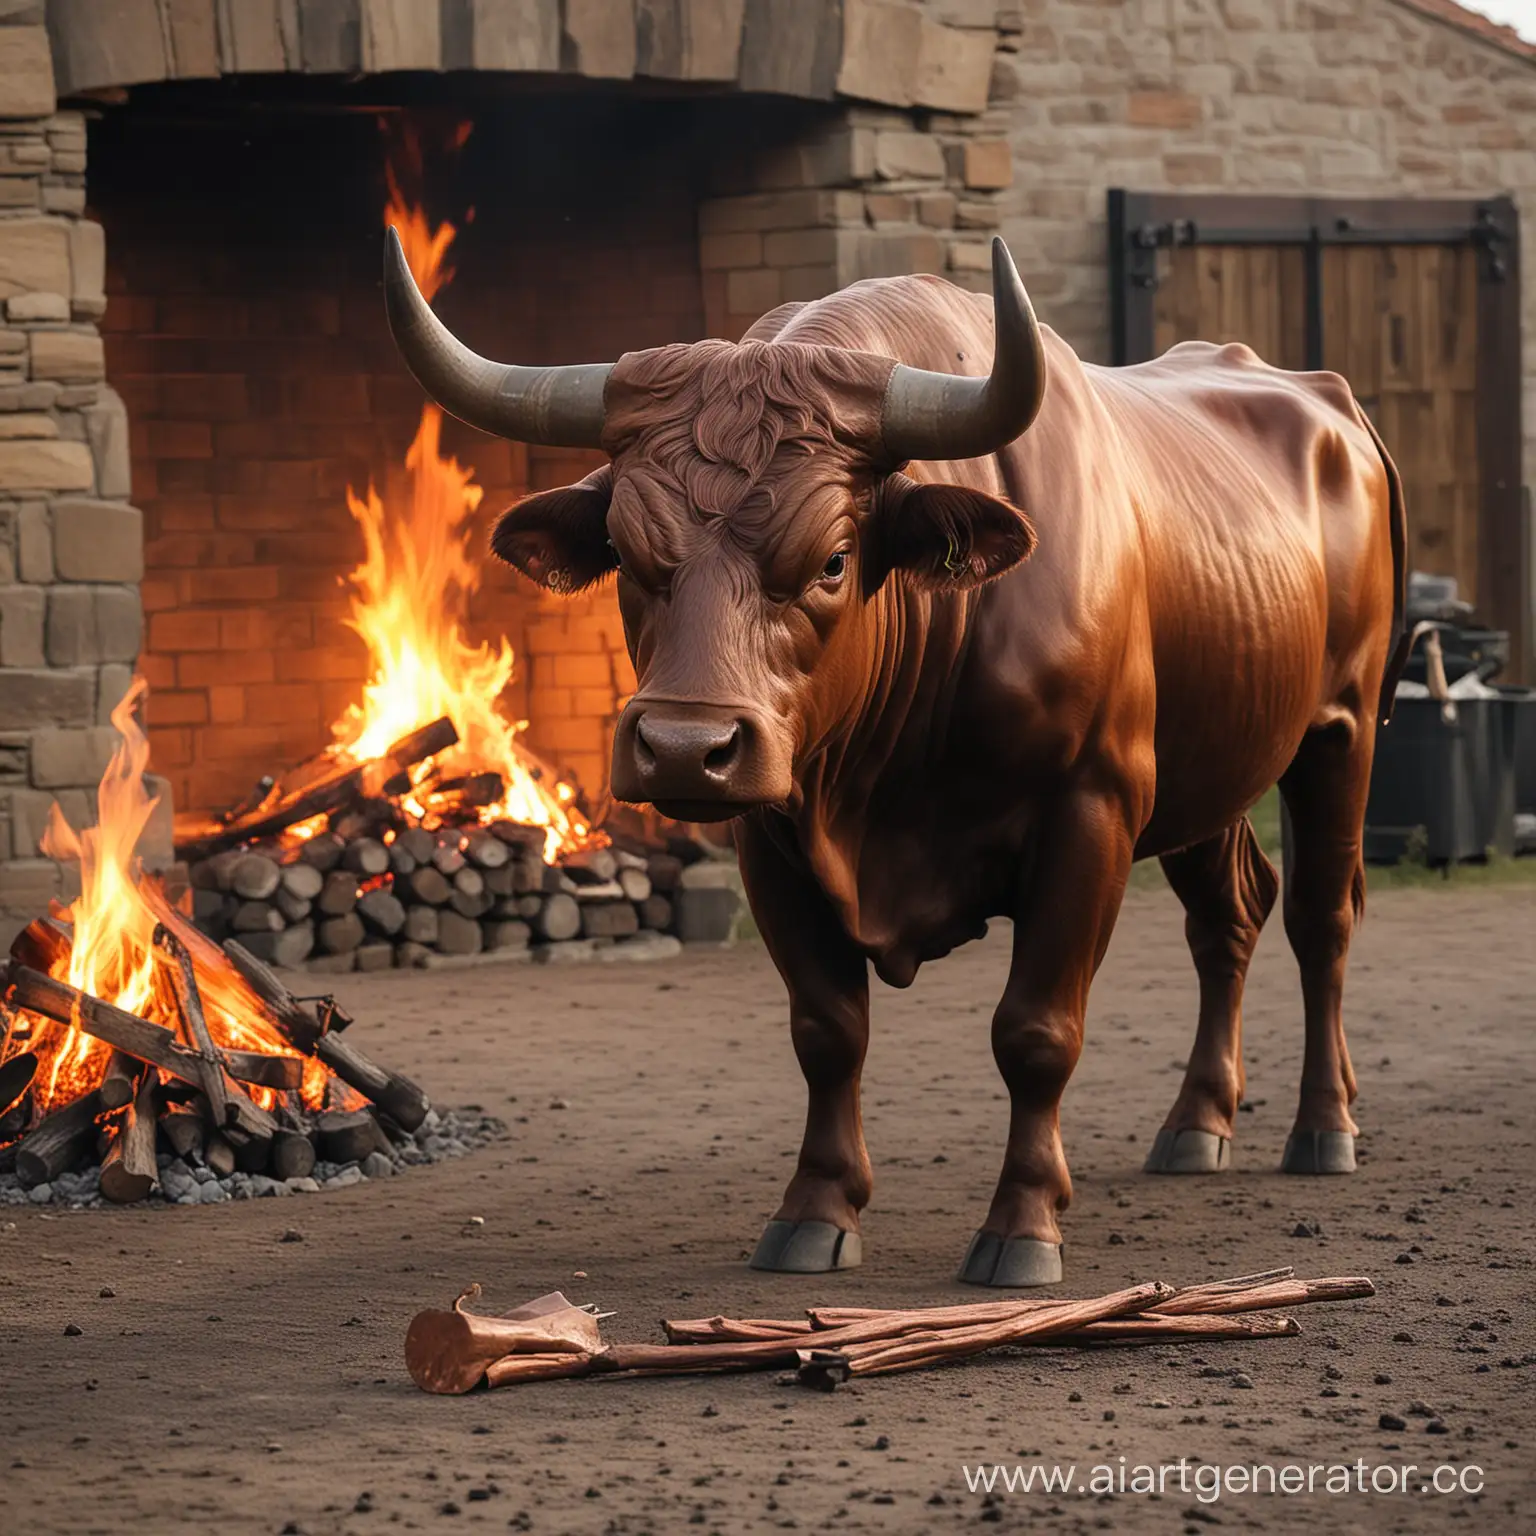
{"left": 958, "top": 785, "right": 1140, "bottom": 1287}
{"left": 738, "top": 822, "right": 872, "bottom": 1273}
{"left": 1276, "top": 712, "right": 1374, "bottom": 1174}
{"left": 1145, "top": 818, "right": 1279, "bottom": 1174}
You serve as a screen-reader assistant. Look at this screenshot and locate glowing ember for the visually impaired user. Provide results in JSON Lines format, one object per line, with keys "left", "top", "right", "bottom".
{"left": 322, "top": 126, "right": 602, "bottom": 865}
{"left": 0, "top": 679, "right": 335, "bottom": 1122}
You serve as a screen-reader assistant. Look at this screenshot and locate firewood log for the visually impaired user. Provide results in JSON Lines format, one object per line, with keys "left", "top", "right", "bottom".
{"left": 489, "top": 821, "right": 547, "bottom": 852}
{"left": 9, "top": 915, "right": 73, "bottom": 974}
{"left": 638, "top": 895, "right": 673, "bottom": 931}
{"left": 271, "top": 1127, "right": 316, "bottom": 1181}
{"left": 436, "top": 910, "right": 483, "bottom": 956}
{"left": 231, "top": 900, "right": 284, "bottom": 934}
{"left": 463, "top": 832, "right": 510, "bottom": 870}
{"left": 388, "top": 841, "right": 418, "bottom": 877}
{"left": 317, "top": 870, "right": 359, "bottom": 916}
{"left": 617, "top": 867, "right": 652, "bottom": 903}
{"left": 230, "top": 854, "right": 281, "bottom": 901}
{"left": 580, "top": 902, "right": 639, "bottom": 940}
{"left": 343, "top": 838, "right": 390, "bottom": 877}
{"left": 357, "top": 888, "right": 406, "bottom": 936}
{"left": 483, "top": 920, "right": 531, "bottom": 952}
{"left": 532, "top": 892, "right": 581, "bottom": 943}
{"left": 0, "top": 1048, "right": 37, "bottom": 1121}
{"left": 405, "top": 866, "right": 451, "bottom": 906}
{"left": 431, "top": 841, "right": 466, "bottom": 877}
{"left": 221, "top": 940, "right": 431, "bottom": 1131}
{"left": 402, "top": 905, "right": 439, "bottom": 944}
{"left": 318, "top": 913, "right": 366, "bottom": 955}
{"left": 206, "top": 1132, "right": 237, "bottom": 1178}
{"left": 298, "top": 832, "right": 345, "bottom": 873}
{"left": 14, "top": 1089, "right": 103, "bottom": 1188}
{"left": 645, "top": 854, "right": 685, "bottom": 893}
{"left": 562, "top": 848, "right": 618, "bottom": 883}
{"left": 100, "top": 1048, "right": 140, "bottom": 1112}
{"left": 100, "top": 1070, "right": 159, "bottom": 1204}
{"left": 159, "top": 1097, "right": 206, "bottom": 1161}
{"left": 318, "top": 1108, "right": 388, "bottom": 1164}
{"left": 395, "top": 827, "right": 437, "bottom": 864}
{"left": 274, "top": 888, "right": 313, "bottom": 925}
{"left": 279, "top": 863, "right": 324, "bottom": 903}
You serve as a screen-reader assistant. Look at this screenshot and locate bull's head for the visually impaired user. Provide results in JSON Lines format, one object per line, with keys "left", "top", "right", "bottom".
{"left": 384, "top": 233, "right": 1045, "bottom": 822}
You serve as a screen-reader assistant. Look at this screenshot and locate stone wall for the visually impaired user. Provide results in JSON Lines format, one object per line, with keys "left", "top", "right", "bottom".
{"left": 0, "top": 13, "right": 154, "bottom": 946}
{"left": 987, "top": 0, "right": 1535, "bottom": 518}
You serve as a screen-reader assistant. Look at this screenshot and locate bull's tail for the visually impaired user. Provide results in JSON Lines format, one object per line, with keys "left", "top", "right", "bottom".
{"left": 1355, "top": 400, "right": 1411, "bottom": 726}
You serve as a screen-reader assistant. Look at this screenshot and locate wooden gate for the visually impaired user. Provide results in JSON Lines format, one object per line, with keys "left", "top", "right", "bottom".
{"left": 1108, "top": 192, "right": 1525, "bottom": 678}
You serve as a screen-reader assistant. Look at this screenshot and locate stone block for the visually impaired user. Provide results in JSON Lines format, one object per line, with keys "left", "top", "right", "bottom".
{"left": 29, "top": 328, "right": 104, "bottom": 383}
{"left": 1127, "top": 89, "right": 1203, "bottom": 129}
{"left": 0, "top": 411, "right": 55, "bottom": 439}
{"left": 162, "top": 0, "right": 221, "bottom": 79}
{"left": 46, "top": 585, "right": 142, "bottom": 665}
{"left": 66, "top": 218, "right": 104, "bottom": 307}
{"left": 837, "top": 0, "right": 922, "bottom": 107}
{"left": 41, "top": 183, "right": 87, "bottom": 217}
{"left": 0, "top": 583, "right": 44, "bottom": 666}
{"left": 0, "top": 666, "right": 91, "bottom": 731}
{"left": 47, "top": 0, "right": 169, "bottom": 93}
{"left": 915, "top": 17, "right": 994, "bottom": 113}
{"left": 726, "top": 267, "right": 781, "bottom": 316}
{"left": 0, "top": 217, "right": 71, "bottom": 300}
{"left": 562, "top": 0, "right": 638, "bottom": 80}
{"left": 83, "top": 386, "right": 131, "bottom": 498}
{"left": 4, "top": 787, "right": 55, "bottom": 859}
{"left": 0, "top": 26, "right": 55, "bottom": 120}
{"left": 763, "top": 228, "right": 838, "bottom": 267}
{"left": 96, "top": 662, "right": 133, "bottom": 724}
{"left": 16, "top": 501, "right": 49, "bottom": 580}
{"left": 917, "top": 191, "right": 958, "bottom": 227}
{"left": 948, "top": 238, "right": 993, "bottom": 271}
{"left": 0, "top": 856, "right": 60, "bottom": 912}
{"left": 360, "top": 0, "right": 443, "bottom": 70}
{"left": 875, "top": 130, "right": 945, "bottom": 181}
{"left": 29, "top": 724, "right": 118, "bottom": 789}
{"left": 963, "top": 139, "right": 1013, "bottom": 189}
{"left": 699, "top": 231, "right": 763, "bottom": 270}
{"left": 473, "top": 0, "right": 559, "bottom": 70}
{"left": 0, "top": 439, "right": 92, "bottom": 491}
{"left": 49, "top": 499, "right": 143, "bottom": 581}
{"left": 137, "top": 773, "right": 175, "bottom": 871}
{"left": 837, "top": 231, "right": 945, "bottom": 288}
{"left": 636, "top": 0, "right": 743, "bottom": 82}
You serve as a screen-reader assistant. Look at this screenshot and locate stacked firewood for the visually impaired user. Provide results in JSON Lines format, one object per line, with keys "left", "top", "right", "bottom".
{"left": 405, "top": 1268, "right": 1376, "bottom": 1394}
{"left": 0, "top": 916, "right": 431, "bottom": 1204}
{"left": 176, "top": 716, "right": 738, "bottom": 971}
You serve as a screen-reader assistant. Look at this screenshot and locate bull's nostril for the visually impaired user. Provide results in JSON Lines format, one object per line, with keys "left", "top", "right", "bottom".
{"left": 703, "top": 724, "right": 741, "bottom": 775}
{"left": 633, "top": 716, "right": 658, "bottom": 767}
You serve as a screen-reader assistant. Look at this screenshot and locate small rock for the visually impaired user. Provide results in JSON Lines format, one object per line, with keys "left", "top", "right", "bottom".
{"left": 1379, "top": 1413, "right": 1407, "bottom": 1431}
{"left": 63, "top": 1322, "right": 83, "bottom": 1337}
{"left": 280, "top": 1228, "right": 305, "bottom": 1243}
{"left": 28, "top": 1183, "right": 53, "bottom": 1204}
{"left": 1231, "top": 1373, "right": 1254, "bottom": 1389}
{"left": 361, "top": 1152, "right": 395, "bottom": 1180}
{"left": 285, "top": 1177, "right": 321, "bottom": 1194}
{"left": 98, "top": 1287, "right": 115, "bottom": 1299}
{"left": 1425, "top": 1419, "right": 1450, "bottom": 1434}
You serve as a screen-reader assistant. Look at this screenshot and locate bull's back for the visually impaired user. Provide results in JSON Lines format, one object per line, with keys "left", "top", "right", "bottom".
{"left": 1084, "top": 344, "right": 1397, "bottom": 855}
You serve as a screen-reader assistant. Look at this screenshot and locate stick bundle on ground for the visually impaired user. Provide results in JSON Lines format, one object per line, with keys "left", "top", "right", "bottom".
{"left": 404, "top": 1267, "right": 1374, "bottom": 1395}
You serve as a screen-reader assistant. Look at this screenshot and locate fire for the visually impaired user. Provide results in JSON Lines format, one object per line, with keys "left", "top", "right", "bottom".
{"left": 1, "top": 678, "right": 329, "bottom": 1119}
{"left": 322, "top": 125, "right": 602, "bottom": 865}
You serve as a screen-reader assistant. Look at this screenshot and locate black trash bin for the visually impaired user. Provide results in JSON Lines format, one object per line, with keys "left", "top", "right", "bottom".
{"left": 1365, "top": 689, "right": 1518, "bottom": 865}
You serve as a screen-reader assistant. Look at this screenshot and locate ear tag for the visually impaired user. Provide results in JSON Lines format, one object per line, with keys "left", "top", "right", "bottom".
{"left": 942, "top": 535, "right": 967, "bottom": 578}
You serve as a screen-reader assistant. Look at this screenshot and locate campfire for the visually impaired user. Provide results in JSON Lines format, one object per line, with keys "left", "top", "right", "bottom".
{"left": 0, "top": 678, "right": 498, "bottom": 1208}
{"left": 169, "top": 125, "right": 723, "bottom": 971}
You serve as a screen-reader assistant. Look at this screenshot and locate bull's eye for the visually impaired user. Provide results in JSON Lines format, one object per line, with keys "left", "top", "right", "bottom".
{"left": 821, "top": 550, "right": 849, "bottom": 584}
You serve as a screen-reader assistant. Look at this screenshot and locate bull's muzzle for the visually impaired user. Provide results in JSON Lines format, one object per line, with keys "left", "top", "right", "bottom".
{"left": 611, "top": 699, "right": 791, "bottom": 821}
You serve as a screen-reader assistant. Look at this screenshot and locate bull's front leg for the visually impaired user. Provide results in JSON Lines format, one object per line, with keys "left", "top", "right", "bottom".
{"left": 959, "top": 784, "right": 1139, "bottom": 1287}
{"left": 737, "top": 820, "right": 871, "bottom": 1273}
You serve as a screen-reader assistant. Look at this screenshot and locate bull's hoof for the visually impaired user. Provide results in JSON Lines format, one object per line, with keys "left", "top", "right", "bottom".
{"left": 956, "top": 1231, "right": 1062, "bottom": 1288}
{"left": 1280, "top": 1129, "right": 1356, "bottom": 1175}
{"left": 1143, "top": 1127, "right": 1231, "bottom": 1174}
{"left": 749, "top": 1219, "right": 862, "bottom": 1273}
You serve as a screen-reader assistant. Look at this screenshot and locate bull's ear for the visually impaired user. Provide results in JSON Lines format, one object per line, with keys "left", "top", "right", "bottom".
{"left": 865, "top": 473, "right": 1036, "bottom": 594}
{"left": 490, "top": 466, "right": 617, "bottom": 593}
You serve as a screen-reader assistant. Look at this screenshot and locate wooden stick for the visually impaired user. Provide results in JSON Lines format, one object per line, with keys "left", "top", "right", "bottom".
{"left": 9, "top": 916, "right": 73, "bottom": 975}
{"left": 0, "top": 1048, "right": 37, "bottom": 1121}
{"left": 663, "top": 1316, "right": 813, "bottom": 1344}
{"left": 222, "top": 940, "right": 430, "bottom": 1131}
{"left": 1051, "top": 1314, "right": 1302, "bottom": 1344}
{"left": 100, "top": 1070, "right": 158, "bottom": 1204}
{"left": 100, "top": 1049, "right": 140, "bottom": 1112}
{"left": 1152, "top": 1276, "right": 1374, "bottom": 1317}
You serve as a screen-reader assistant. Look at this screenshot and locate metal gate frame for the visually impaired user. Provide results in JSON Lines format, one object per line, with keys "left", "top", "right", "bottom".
{"left": 1107, "top": 190, "right": 1526, "bottom": 679}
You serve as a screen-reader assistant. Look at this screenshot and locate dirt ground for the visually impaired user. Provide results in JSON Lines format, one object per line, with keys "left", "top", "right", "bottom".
{"left": 2, "top": 882, "right": 1533, "bottom": 1535}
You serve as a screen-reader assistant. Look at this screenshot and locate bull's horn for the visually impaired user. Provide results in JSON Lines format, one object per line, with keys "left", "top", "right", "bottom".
{"left": 382, "top": 226, "right": 611, "bottom": 448}
{"left": 880, "top": 237, "right": 1047, "bottom": 464}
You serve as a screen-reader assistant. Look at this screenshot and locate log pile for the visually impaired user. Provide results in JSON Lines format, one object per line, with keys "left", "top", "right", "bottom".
{"left": 0, "top": 916, "right": 434, "bottom": 1205}
{"left": 176, "top": 716, "right": 738, "bottom": 971}
{"left": 404, "top": 1267, "right": 1375, "bottom": 1394}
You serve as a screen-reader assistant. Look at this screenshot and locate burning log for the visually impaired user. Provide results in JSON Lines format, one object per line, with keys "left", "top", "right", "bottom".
{"left": 221, "top": 940, "right": 430, "bottom": 1131}
{"left": 0, "top": 1047, "right": 37, "bottom": 1120}
{"left": 159, "top": 1097, "right": 206, "bottom": 1161}
{"left": 9, "top": 916, "right": 73, "bottom": 974}
{"left": 176, "top": 717, "right": 460, "bottom": 861}
{"left": 14, "top": 1089, "right": 103, "bottom": 1188}
{"left": 99, "top": 1070, "right": 158, "bottom": 1204}
{"left": 100, "top": 1048, "right": 140, "bottom": 1112}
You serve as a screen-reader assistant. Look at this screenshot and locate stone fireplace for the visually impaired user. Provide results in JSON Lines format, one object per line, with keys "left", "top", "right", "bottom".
{"left": 0, "top": 2, "right": 1010, "bottom": 945}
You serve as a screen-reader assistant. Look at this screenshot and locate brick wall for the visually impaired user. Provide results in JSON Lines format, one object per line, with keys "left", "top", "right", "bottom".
{"left": 0, "top": 15, "right": 162, "bottom": 946}
{"left": 93, "top": 97, "right": 717, "bottom": 816}
{"left": 986, "top": 0, "right": 1535, "bottom": 510}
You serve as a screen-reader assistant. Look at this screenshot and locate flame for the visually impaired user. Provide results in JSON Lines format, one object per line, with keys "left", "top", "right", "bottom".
{"left": 322, "top": 126, "right": 603, "bottom": 864}
{"left": 1, "top": 678, "right": 336, "bottom": 1122}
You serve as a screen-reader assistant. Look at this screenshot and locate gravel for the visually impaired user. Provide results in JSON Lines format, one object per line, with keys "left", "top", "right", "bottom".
{"left": 0, "top": 1106, "right": 503, "bottom": 1210}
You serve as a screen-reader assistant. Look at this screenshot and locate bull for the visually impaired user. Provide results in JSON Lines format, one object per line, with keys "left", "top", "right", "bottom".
{"left": 384, "top": 230, "right": 1406, "bottom": 1286}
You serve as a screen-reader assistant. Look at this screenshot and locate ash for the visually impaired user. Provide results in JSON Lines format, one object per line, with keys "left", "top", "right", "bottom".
{"left": 0, "top": 1106, "right": 504, "bottom": 1210}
